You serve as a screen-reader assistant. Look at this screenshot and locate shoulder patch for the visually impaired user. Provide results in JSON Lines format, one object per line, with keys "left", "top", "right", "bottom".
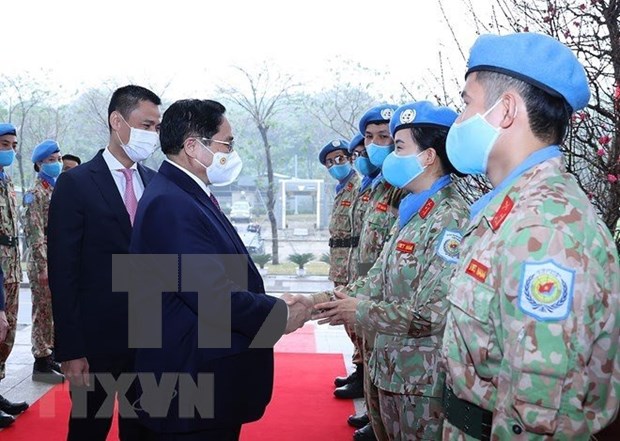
{"left": 23, "top": 193, "right": 34, "bottom": 205}
{"left": 436, "top": 230, "right": 462, "bottom": 263}
{"left": 518, "top": 260, "right": 574, "bottom": 322}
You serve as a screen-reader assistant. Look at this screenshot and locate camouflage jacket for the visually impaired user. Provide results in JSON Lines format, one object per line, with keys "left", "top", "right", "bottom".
{"left": 442, "top": 157, "right": 620, "bottom": 439}
{"left": 346, "top": 184, "right": 468, "bottom": 395}
{"left": 357, "top": 179, "right": 406, "bottom": 271}
{"left": 328, "top": 172, "right": 360, "bottom": 284}
{"left": 23, "top": 176, "right": 53, "bottom": 276}
{"left": 348, "top": 183, "right": 374, "bottom": 281}
{"left": 0, "top": 175, "right": 21, "bottom": 283}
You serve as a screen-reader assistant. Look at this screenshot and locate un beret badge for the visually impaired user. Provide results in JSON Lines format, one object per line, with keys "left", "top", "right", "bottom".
{"left": 400, "top": 109, "right": 416, "bottom": 124}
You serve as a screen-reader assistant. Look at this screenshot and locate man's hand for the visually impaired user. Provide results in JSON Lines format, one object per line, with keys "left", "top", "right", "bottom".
{"left": 313, "top": 290, "right": 360, "bottom": 326}
{"left": 61, "top": 358, "right": 90, "bottom": 387}
{"left": 0, "top": 311, "right": 8, "bottom": 343}
{"left": 281, "top": 293, "right": 313, "bottom": 334}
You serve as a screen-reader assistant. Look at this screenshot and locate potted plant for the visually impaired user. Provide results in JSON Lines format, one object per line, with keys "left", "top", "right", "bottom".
{"left": 288, "top": 252, "right": 315, "bottom": 277}
{"left": 251, "top": 253, "right": 272, "bottom": 276}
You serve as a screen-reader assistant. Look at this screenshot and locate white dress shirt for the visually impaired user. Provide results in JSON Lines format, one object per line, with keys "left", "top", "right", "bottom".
{"left": 164, "top": 158, "right": 212, "bottom": 196}
{"left": 102, "top": 146, "right": 145, "bottom": 201}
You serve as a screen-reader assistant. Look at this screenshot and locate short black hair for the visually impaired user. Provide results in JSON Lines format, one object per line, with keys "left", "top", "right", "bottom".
{"left": 409, "top": 126, "right": 465, "bottom": 177}
{"left": 62, "top": 154, "right": 81, "bottom": 165}
{"left": 160, "top": 99, "right": 227, "bottom": 156}
{"left": 107, "top": 85, "right": 162, "bottom": 132}
{"left": 475, "top": 71, "right": 571, "bottom": 145}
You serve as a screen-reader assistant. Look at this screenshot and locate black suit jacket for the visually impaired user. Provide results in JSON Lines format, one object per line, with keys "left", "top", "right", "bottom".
{"left": 48, "top": 150, "right": 156, "bottom": 362}
{"left": 129, "top": 161, "right": 287, "bottom": 432}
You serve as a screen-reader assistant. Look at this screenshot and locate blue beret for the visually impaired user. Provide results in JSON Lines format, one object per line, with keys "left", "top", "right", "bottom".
{"left": 0, "top": 123, "right": 16, "bottom": 137}
{"left": 358, "top": 104, "right": 398, "bottom": 133}
{"left": 31, "top": 140, "right": 60, "bottom": 163}
{"left": 318, "top": 139, "right": 349, "bottom": 165}
{"left": 389, "top": 101, "right": 458, "bottom": 137}
{"left": 467, "top": 32, "right": 590, "bottom": 112}
{"left": 347, "top": 133, "right": 364, "bottom": 153}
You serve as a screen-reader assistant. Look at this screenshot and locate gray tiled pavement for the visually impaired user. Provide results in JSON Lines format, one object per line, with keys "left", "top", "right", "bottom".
{"left": 0, "top": 275, "right": 365, "bottom": 433}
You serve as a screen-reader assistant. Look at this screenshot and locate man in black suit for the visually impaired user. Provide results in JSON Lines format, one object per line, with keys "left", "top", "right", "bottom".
{"left": 48, "top": 85, "right": 162, "bottom": 441}
{"left": 129, "top": 99, "right": 310, "bottom": 440}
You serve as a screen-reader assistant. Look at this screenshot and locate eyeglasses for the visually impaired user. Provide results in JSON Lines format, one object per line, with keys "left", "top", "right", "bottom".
{"left": 201, "top": 137, "right": 235, "bottom": 153}
{"left": 351, "top": 150, "right": 368, "bottom": 159}
{"left": 325, "top": 154, "right": 349, "bottom": 168}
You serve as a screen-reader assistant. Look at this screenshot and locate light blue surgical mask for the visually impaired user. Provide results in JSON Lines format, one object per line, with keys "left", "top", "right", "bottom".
{"left": 328, "top": 163, "right": 352, "bottom": 181}
{"left": 0, "top": 150, "right": 15, "bottom": 167}
{"left": 446, "top": 100, "right": 502, "bottom": 175}
{"left": 41, "top": 162, "right": 62, "bottom": 178}
{"left": 383, "top": 151, "right": 426, "bottom": 189}
{"left": 366, "top": 143, "right": 394, "bottom": 167}
{"left": 354, "top": 157, "right": 378, "bottom": 176}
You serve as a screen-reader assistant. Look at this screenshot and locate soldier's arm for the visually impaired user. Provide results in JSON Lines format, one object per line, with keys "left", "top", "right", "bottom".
{"left": 492, "top": 224, "right": 620, "bottom": 437}
{"left": 356, "top": 221, "right": 461, "bottom": 336}
{"left": 28, "top": 191, "right": 47, "bottom": 275}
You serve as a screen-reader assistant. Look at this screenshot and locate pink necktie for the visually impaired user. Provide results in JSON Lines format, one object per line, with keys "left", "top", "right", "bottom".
{"left": 209, "top": 193, "right": 221, "bottom": 211}
{"left": 119, "top": 168, "right": 138, "bottom": 225}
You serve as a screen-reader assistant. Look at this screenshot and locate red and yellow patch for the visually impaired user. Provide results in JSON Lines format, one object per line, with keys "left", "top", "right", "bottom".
{"left": 362, "top": 194, "right": 371, "bottom": 203}
{"left": 346, "top": 182, "right": 354, "bottom": 191}
{"left": 341, "top": 200, "right": 351, "bottom": 207}
{"left": 490, "top": 196, "right": 514, "bottom": 230}
{"left": 396, "top": 240, "right": 415, "bottom": 254}
{"left": 419, "top": 199, "right": 435, "bottom": 219}
{"left": 465, "top": 259, "right": 489, "bottom": 283}
{"left": 376, "top": 202, "right": 388, "bottom": 212}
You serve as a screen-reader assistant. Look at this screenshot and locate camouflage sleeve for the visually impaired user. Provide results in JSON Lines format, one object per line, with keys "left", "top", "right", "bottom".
{"left": 491, "top": 224, "right": 620, "bottom": 437}
{"left": 356, "top": 227, "right": 459, "bottom": 337}
{"left": 30, "top": 191, "right": 48, "bottom": 275}
{"left": 310, "top": 290, "right": 333, "bottom": 305}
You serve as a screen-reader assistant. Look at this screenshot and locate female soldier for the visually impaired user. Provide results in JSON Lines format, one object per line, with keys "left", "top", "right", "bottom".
{"left": 314, "top": 101, "right": 470, "bottom": 440}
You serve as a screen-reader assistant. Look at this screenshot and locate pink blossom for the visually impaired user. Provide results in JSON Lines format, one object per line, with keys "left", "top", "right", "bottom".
{"left": 574, "top": 21, "right": 581, "bottom": 27}
{"left": 597, "top": 148, "right": 606, "bottom": 156}
{"left": 587, "top": 192, "right": 594, "bottom": 200}
{"left": 599, "top": 135, "right": 611, "bottom": 145}
{"left": 580, "top": 3, "right": 586, "bottom": 9}
{"left": 608, "top": 174, "right": 618, "bottom": 183}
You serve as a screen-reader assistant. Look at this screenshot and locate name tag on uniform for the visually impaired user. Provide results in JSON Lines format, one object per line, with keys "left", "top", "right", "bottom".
{"left": 396, "top": 240, "right": 415, "bottom": 253}
{"left": 376, "top": 202, "right": 388, "bottom": 212}
{"left": 465, "top": 259, "right": 489, "bottom": 283}
{"left": 341, "top": 200, "right": 351, "bottom": 207}
{"left": 362, "top": 194, "right": 371, "bottom": 203}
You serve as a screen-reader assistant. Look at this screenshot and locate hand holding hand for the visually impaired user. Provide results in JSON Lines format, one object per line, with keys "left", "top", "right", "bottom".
{"left": 313, "top": 290, "right": 360, "bottom": 327}
{"left": 281, "top": 293, "right": 313, "bottom": 334}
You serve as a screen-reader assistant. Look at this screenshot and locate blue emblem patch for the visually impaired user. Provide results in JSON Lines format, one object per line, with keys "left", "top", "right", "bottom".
{"left": 518, "top": 260, "right": 575, "bottom": 321}
{"left": 23, "top": 193, "right": 34, "bottom": 205}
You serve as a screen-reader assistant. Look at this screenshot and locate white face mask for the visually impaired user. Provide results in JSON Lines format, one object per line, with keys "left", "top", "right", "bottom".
{"left": 116, "top": 114, "right": 160, "bottom": 162}
{"left": 195, "top": 139, "right": 243, "bottom": 186}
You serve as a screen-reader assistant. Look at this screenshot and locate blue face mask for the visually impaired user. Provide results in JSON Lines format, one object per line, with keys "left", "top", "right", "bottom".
{"left": 328, "top": 163, "right": 352, "bottom": 181}
{"left": 383, "top": 151, "right": 426, "bottom": 189}
{"left": 0, "top": 150, "right": 15, "bottom": 167}
{"left": 446, "top": 100, "right": 502, "bottom": 175}
{"left": 41, "top": 162, "right": 62, "bottom": 178}
{"left": 366, "top": 143, "right": 394, "bottom": 167}
{"left": 354, "top": 157, "right": 378, "bottom": 176}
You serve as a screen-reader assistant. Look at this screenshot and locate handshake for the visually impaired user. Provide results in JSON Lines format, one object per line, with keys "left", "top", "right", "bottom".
{"left": 280, "top": 289, "right": 358, "bottom": 334}
{"left": 281, "top": 293, "right": 314, "bottom": 334}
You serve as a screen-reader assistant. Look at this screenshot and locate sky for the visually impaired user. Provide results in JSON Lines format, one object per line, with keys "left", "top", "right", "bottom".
{"left": 3, "top": 0, "right": 492, "bottom": 102}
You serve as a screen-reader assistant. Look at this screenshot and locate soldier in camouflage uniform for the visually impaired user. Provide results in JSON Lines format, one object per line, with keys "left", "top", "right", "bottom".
{"left": 315, "top": 102, "right": 469, "bottom": 440}
{"left": 441, "top": 33, "right": 620, "bottom": 440}
{"left": 23, "top": 140, "right": 64, "bottom": 383}
{"left": 0, "top": 123, "right": 29, "bottom": 420}
{"left": 319, "top": 139, "right": 360, "bottom": 286}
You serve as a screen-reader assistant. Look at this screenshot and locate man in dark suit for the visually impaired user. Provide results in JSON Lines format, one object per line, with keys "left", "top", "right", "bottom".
{"left": 48, "top": 85, "right": 162, "bottom": 441}
{"left": 129, "top": 99, "right": 310, "bottom": 441}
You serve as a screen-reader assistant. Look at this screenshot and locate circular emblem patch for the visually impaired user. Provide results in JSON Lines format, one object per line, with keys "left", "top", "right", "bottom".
{"left": 332, "top": 140, "right": 341, "bottom": 147}
{"left": 380, "top": 108, "right": 393, "bottom": 120}
{"left": 442, "top": 238, "right": 460, "bottom": 258}
{"left": 400, "top": 109, "right": 416, "bottom": 124}
{"left": 219, "top": 157, "right": 227, "bottom": 165}
{"left": 524, "top": 269, "right": 568, "bottom": 313}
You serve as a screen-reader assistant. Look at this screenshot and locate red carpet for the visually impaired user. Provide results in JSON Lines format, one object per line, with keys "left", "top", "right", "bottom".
{"left": 3, "top": 342, "right": 355, "bottom": 440}
{"left": 274, "top": 322, "right": 317, "bottom": 353}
